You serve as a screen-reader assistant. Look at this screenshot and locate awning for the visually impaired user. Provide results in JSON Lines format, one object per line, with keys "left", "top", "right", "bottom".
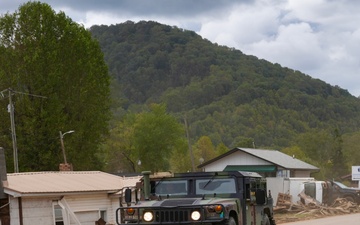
{"left": 223, "top": 165, "right": 276, "bottom": 172}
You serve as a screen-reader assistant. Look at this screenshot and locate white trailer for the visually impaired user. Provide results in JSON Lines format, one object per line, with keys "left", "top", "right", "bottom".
{"left": 266, "top": 177, "right": 315, "bottom": 205}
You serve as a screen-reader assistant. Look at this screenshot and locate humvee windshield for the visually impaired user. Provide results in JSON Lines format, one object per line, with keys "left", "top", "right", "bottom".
{"left": 196, "top": 178, "right": 236, "bottom": 194}
{"left": 153, "top": 177, "right": 237, "bottom": 196}
{"left": 155, "top": 180, "right": 188, "bottom": 195}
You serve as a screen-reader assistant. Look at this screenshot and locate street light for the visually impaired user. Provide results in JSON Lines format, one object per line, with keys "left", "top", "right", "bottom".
{"left": 59, "top": 130, "right": 74, "bottom": 164}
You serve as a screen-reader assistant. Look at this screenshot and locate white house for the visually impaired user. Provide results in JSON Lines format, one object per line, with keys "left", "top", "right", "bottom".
{"left": 1, "top": 171, "right": 140, "bottom": 225}
{"left": 198, "top": 147, "right": 319, "bottom": 178}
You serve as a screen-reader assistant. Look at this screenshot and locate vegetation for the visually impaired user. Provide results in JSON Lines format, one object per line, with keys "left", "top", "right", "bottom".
{"left": 1, "top": 3, "right": 359, "bottom": 180}
{"left": 0, "top": 2, "right": 110, "bottom": 172}
{"left": 104, "top": 103, "right": 187, "bottom": 172}
{"left": 90, "top": 21, "right": 360, "bottom": 179}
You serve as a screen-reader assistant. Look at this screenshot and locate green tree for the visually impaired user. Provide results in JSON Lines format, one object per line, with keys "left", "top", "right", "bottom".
{"left": 330, "top": 129, "right": 346, "bottom": 179}
{"left": 235, "top": 137, "right": 255, "bottom": 148}
{"left": 281, "top": 146, "right": 306, "bottom": 160}
{"left": 343, "top": 131, "right": 360, "bottom": 170}
{"left": 0, "top": 2, "right": 110, "bottom": 171}
{"left": 216, "top": 142, "right": 229, "bottom": 156}
{"left": 193, "top": 136, "right": 217, "bottom": 164}
{"left": 169, "top": 143, "right": 192, "bottom": 173}
{"left": 103, "top": 114, "right": 137, "bottom": 173}
{"left": 114, "top": 104, "right": 187, "bottom": 172}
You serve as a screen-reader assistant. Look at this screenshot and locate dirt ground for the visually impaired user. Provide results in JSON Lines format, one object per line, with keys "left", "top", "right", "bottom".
{"left": 273, "top": 194, "right": 360, "bottom": 224}
{"left": 274, "top": 210, "right": 360, "bottom": 224}
{"left": 274, "top": 211, "right": 327, "bottom": 224}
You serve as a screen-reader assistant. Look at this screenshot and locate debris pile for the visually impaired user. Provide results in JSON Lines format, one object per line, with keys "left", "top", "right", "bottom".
{"left": 274, "top": 192, "right": 360, "bottom": 216}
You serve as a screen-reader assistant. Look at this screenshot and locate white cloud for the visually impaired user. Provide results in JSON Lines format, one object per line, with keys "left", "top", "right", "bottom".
{"left": 2, "top": 0, "right": 360, "bottom": 96}
{"left": 249, "top": 22, "right": 325, "bottom": 70}
{"left": 196, "top": 0, "right": 360, "bottom": 96}
{"left": 199, "top": 1, "right": 280, "bottom": 47}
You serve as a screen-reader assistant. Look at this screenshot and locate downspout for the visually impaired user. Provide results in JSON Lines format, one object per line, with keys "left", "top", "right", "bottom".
{"left": 18, "top": 197, "right": 23, "bottom": 225}
{"left": 0, "top": 147, "right": 7, "bottom": 199}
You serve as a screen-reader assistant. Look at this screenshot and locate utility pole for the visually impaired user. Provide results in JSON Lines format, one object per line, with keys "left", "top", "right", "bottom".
{"left": 8, "top": 89, "right": 18, "bottom": 173}
{"left": 1, "top": 88, "right": 47, "bottom": 173}
{"left": 184, "top": 115, "right": 195, "bottom": 172}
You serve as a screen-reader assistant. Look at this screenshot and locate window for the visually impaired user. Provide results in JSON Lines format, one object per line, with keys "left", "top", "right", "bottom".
{"left": 100, "top": 210, "right": 107, "bottom": 221}
{"left": 154, "top": 180, "right": 188, "bottom": 195}
{"left": 277, "top": 170, "right": 290, "bottom": 178}
{"left": 196, "top": 178, "right": 236, "bottom": 195}
{"left": 53, "top": 204, "right": 64, "bottom": 225}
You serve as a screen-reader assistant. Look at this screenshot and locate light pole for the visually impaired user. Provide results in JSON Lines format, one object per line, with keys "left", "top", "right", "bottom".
{"left": 59, "top": 130, "right": 74, "bottom": 164}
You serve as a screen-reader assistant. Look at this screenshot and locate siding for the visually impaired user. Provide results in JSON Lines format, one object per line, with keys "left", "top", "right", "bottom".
{"left": 64, "top": 193, "right": 115, "bottom": 225}
{"left": 9, "top": 197, "right": 54, "bottom": 225}
{"left": 111, "top": 197, "right": 121, "bottom": 225}
{"left": 294, "top": 170, "right": 311, "bottom": 177}
{"left": 8, "top": 194, "right": 119, "bottom": 225}
{"left": 205, "top": 151, "right": 272, "bottom": 171}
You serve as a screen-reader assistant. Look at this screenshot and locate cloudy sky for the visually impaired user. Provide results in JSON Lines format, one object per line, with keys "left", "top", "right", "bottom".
{"left": 2, "top": 0, "right": 360, "bottom": 97}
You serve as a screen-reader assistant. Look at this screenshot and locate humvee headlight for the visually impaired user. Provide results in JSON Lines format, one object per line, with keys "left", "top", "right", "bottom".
{"left": 143, "top": 211, "right": 154, "bottom": 222}
{"left": 191, "top": 211, "right": 201, "bottom": 221}
{"left": 126, "top": 208, "right": 135, "bottom": 215}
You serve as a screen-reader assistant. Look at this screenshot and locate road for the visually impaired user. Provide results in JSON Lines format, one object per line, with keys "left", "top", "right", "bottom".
{"left": 281, "top": 213, "right": 360, "bottom": 225}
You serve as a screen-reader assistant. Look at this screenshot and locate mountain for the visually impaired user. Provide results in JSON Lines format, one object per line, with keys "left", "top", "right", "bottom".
{"left": 89, "top": 21, "right": 360, "bottom": 149}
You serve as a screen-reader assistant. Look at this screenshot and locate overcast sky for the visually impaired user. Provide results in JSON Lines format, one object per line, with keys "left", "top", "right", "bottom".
{"left": 2, "top": 0, "right": 360, "bottom": 97}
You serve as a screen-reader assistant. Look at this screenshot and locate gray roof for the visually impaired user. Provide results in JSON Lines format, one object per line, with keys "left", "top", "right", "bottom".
{"left": 237, "top": 148, "right": 319, "bottom": 170}
{"left": 199, "top": 147, "right": 319, "bottom": 171}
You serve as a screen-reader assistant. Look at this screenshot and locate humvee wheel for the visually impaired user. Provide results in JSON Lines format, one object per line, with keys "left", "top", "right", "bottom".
{"left": 224, "top": 216, "right": 236, "bottom": 225}
{"left": 262, "top": 214, "right": 270, "bottom": 225}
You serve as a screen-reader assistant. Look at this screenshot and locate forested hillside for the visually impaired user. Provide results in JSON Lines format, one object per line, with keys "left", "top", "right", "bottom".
{"left": 90, "top": 21, "right": 360, "bottom": 178}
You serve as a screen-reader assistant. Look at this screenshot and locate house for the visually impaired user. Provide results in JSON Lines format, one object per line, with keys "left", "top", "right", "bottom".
{"left": 198, "top": 147, "right": 319, "bottom": 177}
{"left": 0, "top": 170, "right": 140, "bottom": 225}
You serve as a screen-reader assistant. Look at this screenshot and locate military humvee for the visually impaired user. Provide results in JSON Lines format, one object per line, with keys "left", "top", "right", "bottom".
{"left": 116, "top": 171, "right": 276, "bottom": 225}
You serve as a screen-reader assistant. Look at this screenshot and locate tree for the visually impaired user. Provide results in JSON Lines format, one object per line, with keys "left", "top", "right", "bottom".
{"left": 343, "top": 131, "right": 360, "bottom": 170}
{"left": 235, "top": 137, "right": 255, "bottom": 148}
{"left": 193, "top": 136, "right": 217, "bottom": 164}
{"left": 281, "top": 146, "right": 307, "bottom": 161}
{"left": 102, "top": 114, "right": 137, "bottom": 173}
{"left": 330, "top": 129, "right": 346, "bottom": 179}
{"left": 0, "top": 2, "right": 110, "bottom": 171}
{"left": 109, "top": 104, "right": 186, "bottom": 173}
{"left": 216, "top": 142, "right": 229, "bottom": 156}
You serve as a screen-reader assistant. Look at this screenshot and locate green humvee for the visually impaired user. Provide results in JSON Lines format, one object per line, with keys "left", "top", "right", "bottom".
{"left": 116, "top": 171, "right": 276, "bottom": 225}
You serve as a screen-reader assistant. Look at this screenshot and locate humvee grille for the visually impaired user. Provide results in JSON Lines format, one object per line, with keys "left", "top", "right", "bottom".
{"left": 155, "top": 209, "right": 189, "bottom": 222}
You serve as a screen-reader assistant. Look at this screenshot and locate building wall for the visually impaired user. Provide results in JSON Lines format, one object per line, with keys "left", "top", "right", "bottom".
{"left": 8, "top": 193, "right": 118, "bottom": 225}
{"left": 64, "top": 193, "right": 116, "bottom": 225}
{"left": 204, "top": 151, "right": 272, "bottom": 172}
{"left": 9, "top": 197, "right": 54, "bottom": 225}
{"left": 111, "top": 197, "right": 121, "bottom": 224}
{"left": 293, "top": 170, "right": 311, "bottom": 177}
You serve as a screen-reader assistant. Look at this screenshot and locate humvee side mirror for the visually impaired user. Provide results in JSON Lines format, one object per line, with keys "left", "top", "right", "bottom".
{"left": 125, "top": 188, "right": 132, "bottom": 203}
{"left": 255, "top": 189, "right": 266, "bottom": 205}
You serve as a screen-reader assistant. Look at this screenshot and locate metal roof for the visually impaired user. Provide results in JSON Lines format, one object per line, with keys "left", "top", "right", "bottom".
{"left": 199, "top": 147, "right": 319, "bottom": 171}
{"left": 238, "top": 148, "right": 319, "bottom": 170}
{"left": 3, "top": 171, "right": 141, "bottom": 197}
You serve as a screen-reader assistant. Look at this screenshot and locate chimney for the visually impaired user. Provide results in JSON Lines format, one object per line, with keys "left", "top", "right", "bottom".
{"left": 0, "top": 147, "right": 8, "bottom": 199}
{"left": 59, "top": 163, "right": 73, "bottom": 171}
